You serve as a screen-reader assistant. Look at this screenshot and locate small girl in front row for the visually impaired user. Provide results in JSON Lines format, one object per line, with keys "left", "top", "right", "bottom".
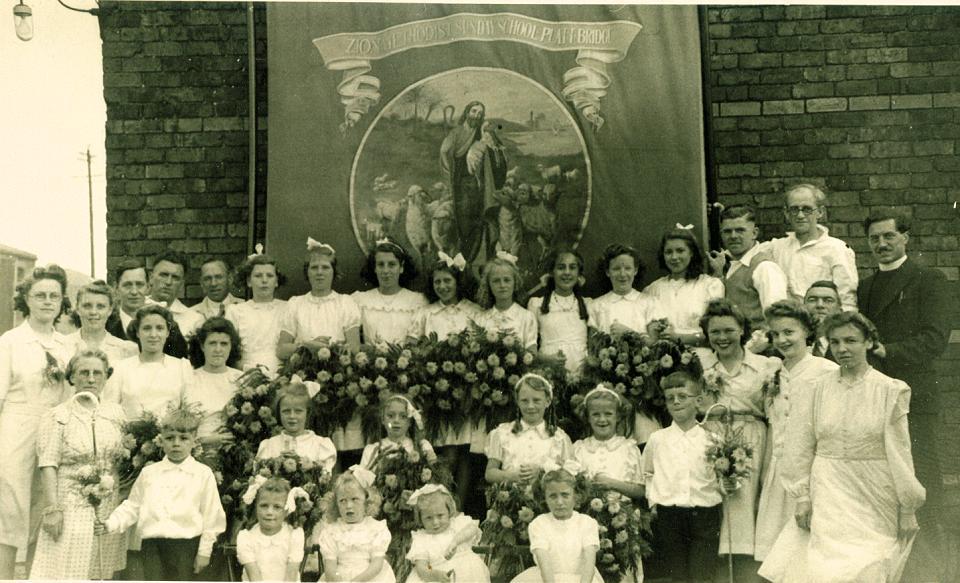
{"left": 237, "top": 478, "right": 305, "bottom": 581}
{"left": 360, "top": 394, "right": 438, "bottom": 471}
{"left": 405, "top": 484, "right": 490, "bottom": 583}
{"left": 476, "top": 253, "right": 538, "bottom": 352}
{"left": 485, "top": 373, "right": 572, "bottom": 484}
{"left": 257, "top": 382, "right": 337, "bottom": 474}
{"left": 511, "top": 468, "right": 603, "bottom": 583}
{"left": 319, "top": 467, "right": 395, "bottom": 583}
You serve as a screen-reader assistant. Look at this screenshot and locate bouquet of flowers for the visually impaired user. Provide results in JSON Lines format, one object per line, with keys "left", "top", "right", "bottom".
{"left": 74, "top": 461, "right": 117, "bottom": 508}
{"left": 581, "top": 487, "right": 653, "bottom": 583}
{"left": 480, "top": 478, "right": 543, "bottom": 581}
{"left": 42, "top": 350, "right": 66, "bottom": 387}
{"left": 367, "top": 443, "right": 453, "bottom": 582}
{"left": 116, "top": 412, "right": 163, "bottom": 486}
{"left": 703, "top": 411, "right": 755, "bottom": 494}
{"left": 238, "top": 453, "right": 331, "bottom": 534}
{"left": 222, "top": 366, "right": 280, "bottom": 451}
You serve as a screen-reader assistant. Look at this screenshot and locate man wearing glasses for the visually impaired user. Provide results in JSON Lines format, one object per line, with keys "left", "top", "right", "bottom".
{"left": 764, "top": 183, "right": 858, "bottom": 311}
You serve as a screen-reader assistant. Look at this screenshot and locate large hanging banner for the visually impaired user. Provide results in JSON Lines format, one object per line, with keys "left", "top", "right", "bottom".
{"left": 267, "top": 4, "right": 706, "bottom": 296}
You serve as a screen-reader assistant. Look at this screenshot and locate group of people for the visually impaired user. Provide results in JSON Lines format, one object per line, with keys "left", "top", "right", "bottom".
{"left": 0, "top": 182, "right": 949, "bottom": 582}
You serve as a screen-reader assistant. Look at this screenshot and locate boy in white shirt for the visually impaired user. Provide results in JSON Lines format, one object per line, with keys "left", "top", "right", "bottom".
{"left": 642, "top": 371, "right": 723, "bottom": 583}
{"left": 96, "top": 407, "right": 226, "bottom": 581}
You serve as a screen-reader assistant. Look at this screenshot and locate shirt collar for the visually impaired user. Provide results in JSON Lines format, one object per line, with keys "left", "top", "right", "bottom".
{"left": 17, "top": 321, "right": 65, "bottom": 350}
{"left": 146, "top": 296, "right": 188, "bottom": 313}
{"left": 305, "top": 291, "right": 338, "bottom": 304}
{"left": 519, "top": 419, "right": 549, "bottom": 437}
{"left": 786, "top": 225, "right": 829, "bottom": 248}
{"left": 157, "top": 455, "right": 200, "bottom": 473}
{"left": 668, "top": 421, "right": 704, "bottom": 436}
{"left": 878, "top": 255, "right": 908, "bottom": 272}
{"left": 283, "top": 430, "right": 316, "bottom": 443}
{"left": 607, "top": 289, "right": 641, "bottom": 302}
{"left": 733, "top": 242, "right": 763, "bottom": 266}
{"left": 583, "top": 435, "right": 628, "bottom": 452}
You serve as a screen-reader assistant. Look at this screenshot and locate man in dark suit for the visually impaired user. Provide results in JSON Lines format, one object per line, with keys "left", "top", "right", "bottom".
{"left": 107, "top": 258, "right": 189, "bottom": 358}
{"left": 803, "top": 280, "right": 842, "bottom": 362}
{"left": 858, "top": 211, "right": 951, "bottom": 580}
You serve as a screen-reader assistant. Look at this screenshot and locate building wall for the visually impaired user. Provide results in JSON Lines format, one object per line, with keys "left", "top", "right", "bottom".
{"left": 99, "top": 2, "right": 960, "bottom": 496}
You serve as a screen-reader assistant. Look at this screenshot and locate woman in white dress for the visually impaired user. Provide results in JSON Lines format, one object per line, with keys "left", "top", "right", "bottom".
{"left": 66, "top": 280, "right": 138, "bottom": 365}
{"left": 103, "top": 304, "right": 194, "bottom": 420}
{"left": 227, "top": 252, "right": 289, "bottom": 372}
{"left": 528, "top": 248, "right": 593, "bottom": 379}
{"left": 644, "top": 226, "right": 723, "bottom": 346}
{"left": 353, "top": 239, "right": 427, "bottom": 346}
{"left": 697, "top": 298, "right": 779, "bottom": 560}
{"left": 0, "top": 266, "right": 73, "bottom": 579}
{"left": 754, "top": 300, "right": 837, "bottom": 561}
{"left": 31, "top": 349, "right": 127, "bottom": 579}
{"left": 186, "top": 317, "right": 243, "bottom": 462}
{"left": 759, "top": 311, "right": 925, "bottom": 582}
{"left": 278, "top": 240, "right": 361, "bottom": 362}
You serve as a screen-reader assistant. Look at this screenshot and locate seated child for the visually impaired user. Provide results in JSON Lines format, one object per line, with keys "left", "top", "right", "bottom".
{"left": 237, "top": 477, "right": 305, "bottom": 582}
{"left": 96, "top": 406, "right": 226, "bottom": 581}
{"left": 257, "top": 382, "right": 337, "bottom": 474}
{"left": 405, "top": 484, "right": 489, "bottom": 583}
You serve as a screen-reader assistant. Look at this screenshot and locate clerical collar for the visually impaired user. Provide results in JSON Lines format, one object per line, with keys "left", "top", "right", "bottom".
{"left": 878, "top": 255, "right": 908, "bottom": 272}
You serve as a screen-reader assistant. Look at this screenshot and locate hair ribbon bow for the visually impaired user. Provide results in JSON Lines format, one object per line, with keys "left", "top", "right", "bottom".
{"left": 406, "top": 483, "right": 451, "bottom": 507}
{"left": 306, "top": 237, "right": 336, "bottom": 255}
{"left": 247, "top": 243, "right": 265, "bottom": 260}
{"left": 289, "top": 373, "right": 322, "bottom": 399}
{"left": 542, "top": 459, "right": 583, "bottom": 476}
{"left": 438, "top": 251, "right": 466, "bottom": 271}
{"left": 496, "top": 251, "right": 518, "bottom": 265}
{"left": 241, "top": 475, "right": 268, "bottom": 506}
{"left": 348, "top": 465, "right": 376, "bottom": 489}
{"left": 285, "top": 487, "right": 310, "bottom": 513}
{"left": 675, "top": 223, "right": 694, "bottom": 230}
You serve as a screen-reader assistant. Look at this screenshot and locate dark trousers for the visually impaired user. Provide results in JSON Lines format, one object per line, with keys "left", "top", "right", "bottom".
{"left": 142, "top": 537, "right": 201, "bottom": 581}
{"left": 652, "top": 504, "right": 721, "bottom": 583}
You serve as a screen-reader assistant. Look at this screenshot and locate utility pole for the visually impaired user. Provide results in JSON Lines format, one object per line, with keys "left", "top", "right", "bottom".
{"left": 85, "top": 147, "right": 94, "bottom": 277}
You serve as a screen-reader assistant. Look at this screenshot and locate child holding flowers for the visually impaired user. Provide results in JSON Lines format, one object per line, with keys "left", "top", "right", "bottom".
{"left": 485, "top": 373, "right": 571, "bottom": 484}
{"left": 511, "top": 466, "right": 604, "bottom": 583}
{"left": 257, "top": 382, "right": 337, "bottom": 474}
{"left": 476, "top": 253, "right": 538, "bottom": 352}
{"left": 527, "top": 248, "right": 594, "bottom": 379}
{"left": 640, "top": 371, "right": 722, "bottom": 583}
{"left": 237, "top": 477, "right": 306, "bottom": 581}
{"left": 360, "top": 394, "right": 438, "bottom": 471}
{"left": 319, "top": 467, "right": 395, "bottom": 583}
{"left": 405, "top": 484, "right": 489, "bottom": 583}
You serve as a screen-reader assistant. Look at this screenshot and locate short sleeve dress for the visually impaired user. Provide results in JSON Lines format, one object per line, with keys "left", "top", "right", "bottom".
{"left": 187, "top": 367, "right": 242, "bottom": 443}
{"left": 405, "top": 513, "right": 489, "bottom": 583}
{"left": 317, "top": 516, "right": 396, "bottom": 582}
{"left": 226, "top": 299, "right": 289, "bottom": 372}
{"left": 352, "top": 289, "right": 427, "bottom": 345}
{"left": 256, "top": 430, "right": 337, "bottom": 475}
{"left": 485, "top": 421, "right": 571, "bottom": 473}
{"left": 475, "top": 303, "right": 538, "bottom": 351}
{"left": 511, "top": 512, "right": 603, "bottom": 583}
{"left": 527, "top": 294, "right": 592, "bottom": 378}
{"left": 406, "top": 300, "right": 480, "bottom": 342}
{"left": 236, "top": 523, "right": 305, "bottom": 582}
{"left": 280, "top": 292, "right": 360, "bottom": 347}
{"left": 644, "top": 274, "right": 724, "bottom": 335}
{"left": 102, "top": 354, "right": 194, "bottom": 420}
{"left": 591, "top": 289, "right": 653, "bottom": 337}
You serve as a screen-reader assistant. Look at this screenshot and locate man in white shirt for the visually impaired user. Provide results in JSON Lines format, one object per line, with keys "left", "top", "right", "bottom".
{"left": 763, "top": 184, "right": 858, "bottom": 310}
{"left": 711, "top": 205, "right": 788, "bottom": 329}
{"left": 147, "top": 251, "right": 204, "bottom": 340}
{"left": 189, "top": 258, "right": 241, "bottom": 320}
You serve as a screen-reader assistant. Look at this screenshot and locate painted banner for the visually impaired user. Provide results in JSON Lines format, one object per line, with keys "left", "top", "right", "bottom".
{"left": 267, "top": 4, "right": 706, "bottom": 296}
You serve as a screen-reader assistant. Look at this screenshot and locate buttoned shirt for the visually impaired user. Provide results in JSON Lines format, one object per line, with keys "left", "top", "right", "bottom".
{"left": 762, "top": 226, "right": 858, "bottom": 311}
{"left": 105, "top": 455, "right": 226, "bottom": 556}
{"left": 189, "top": 294, "right": 242, "bottom": 320}
{"left": 725, "top": 243, "right": 789, "bottom": 311}
{"left": 641, "top": 422, "right": 722, "bottom": 508}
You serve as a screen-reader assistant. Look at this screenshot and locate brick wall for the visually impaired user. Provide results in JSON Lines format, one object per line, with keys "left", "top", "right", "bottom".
{"left": 704, "top": 5, "right": 960, "bottom": 488}
{"left": 99, "top": 1, "right": 266, "bottom": 300}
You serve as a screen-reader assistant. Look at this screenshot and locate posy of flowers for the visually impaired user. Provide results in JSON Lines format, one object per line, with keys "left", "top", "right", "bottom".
{"left": 581, "top": 487, "right": 652, "bottom": 583}
{"left": 704, "top": 418, "right": 755, "bottom": 493}
{"left": 480, "top": 478, "right": 542, "bottom": 581}
{"left": 240, "top": 453, "right": 331, "bottom": 533}
{"left": 116, "top": 412, "right": 163, "bottom": 485}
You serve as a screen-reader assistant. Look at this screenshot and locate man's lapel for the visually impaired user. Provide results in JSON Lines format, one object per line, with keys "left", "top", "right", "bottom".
{"left": 868, "top": 258, "right": 918, "bottom": 317}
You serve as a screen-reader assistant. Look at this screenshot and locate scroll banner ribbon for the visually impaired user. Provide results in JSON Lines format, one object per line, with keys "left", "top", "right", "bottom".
{"left": 313, "top": 12, "right": 641, "bottom": 132}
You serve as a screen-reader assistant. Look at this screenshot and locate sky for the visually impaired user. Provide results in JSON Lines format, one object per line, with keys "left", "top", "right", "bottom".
{"left": 0, "top": 0, "right": 107, "bottom": 279}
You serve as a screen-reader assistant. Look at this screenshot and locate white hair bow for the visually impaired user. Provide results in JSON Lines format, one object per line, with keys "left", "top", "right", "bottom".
{"left": 496, "top": 251, "right": 518, "bottom": 265}
{"left": 438, "top": 251, "right": 466, "bottom": 271}
{"left": 241, "top": 475, "right": 268, "bottom": 506}
{"left": 542, "top": 459, "right": 583, "bottom": 476}
{"left": 389, "top": 395, "right": 423, "bottom": 430}
{"left": 348, "top": 465, "right": 376, "bottom": 489}
{"left": 406, "top": 483, "right": 451, "bottom": 507}
{"left": 285, "top": 486, "right": 310, "bottom": 513}
{"left": 306, "top": 237, "right": 336, "bottom": 255}
{"left": 247, "top": 243, "right": 265, "bottom": 260}
{"left": 675, "top": 223, "right": 694, "bottom": 230}
{"left": 290, "top": 374, "right": 322, "bottom": 399}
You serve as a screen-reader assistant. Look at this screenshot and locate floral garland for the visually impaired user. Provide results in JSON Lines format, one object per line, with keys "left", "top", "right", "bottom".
{"left": 367, "top": 443, "right": 453, "bottom": 582}
{"left": 238, "top": 453, "right": 331, "bottom": 534}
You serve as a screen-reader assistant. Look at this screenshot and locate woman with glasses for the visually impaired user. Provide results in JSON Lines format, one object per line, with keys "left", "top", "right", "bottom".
{"left": 66, "top": 280, "right": 138, "bottom": 366}
{"left": 0, "top": 265, "right": 74, "bottom": 579}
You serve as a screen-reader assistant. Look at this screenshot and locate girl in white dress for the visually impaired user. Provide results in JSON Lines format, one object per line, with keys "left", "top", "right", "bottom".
{"left": 257, "top": 382, "right": 337, "bottom": 474}
{"left": 644, "top": 226, "right": 724, "bottom": 346}
{"left": 186, "top": 317, "right": 243, "bottom": 462}
{"left": 754, "top": 301, "right": 836, "bottom": 561}
{"left": 277, "top": 241, "right": 361, "bottom": 362}
{"left": 226, "top": 253, "right": 289, "bottom": 372}
{"left": 592, "top": 244, "right": 660, "bottom": 444}
{"left": 104, "top": 304, "right": 194, "bottom": 420}
{"left": 353, "top": 239, "right": 427, "bottom": 346}
{"left": 237, "top": 477, "right": 305, "bottom": 582}
{"left": 475, "top": 253, "right": 538, "bottom": 351}
{"left": 319, "top": 467, "right": 395, "bottom": 583}
{"left": 405, "top": 484, "right": 489, "bottom": 583}
{"left": 698, "top": 298, "right": 780, "bottom": 558}
{"left": 511, "top": 468, "right": 603, "bottom": 583}
{"left": 360, "top": 394, "right": 437, "bottom": 472}
{"left": 485, "top": 374, "right": 571, "bottom": 485}
{"left": 528, "top": 248, "right": 593, "bottom": 379}
{"left": 67, "top": 280, "right": 139, "bottom": 365}
{"left": 759, "top": 312, "right": 925, "bottom": 582}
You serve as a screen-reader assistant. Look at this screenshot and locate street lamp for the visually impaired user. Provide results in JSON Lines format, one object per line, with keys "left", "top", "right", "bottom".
{"left": 13, "top": 0, "right": 32, "bottom": 41}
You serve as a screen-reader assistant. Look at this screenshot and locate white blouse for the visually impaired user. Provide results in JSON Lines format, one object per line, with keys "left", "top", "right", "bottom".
{"left": 592, "top": 289, "right": 654, "bottom": 336}
{"left": 352, "top": 288, "right": 427, "bottom": 345}
{"left": 528, "top": 512, "right": 600, "bottom": 576}
{"left": 103, "top": 354, "right": 194, "bottom": 420}
{"left": 485, "top": 421, "right": 571, "bottom": 471}
{"left": 226, "top": 299, "right": 288, "bottom": 372}
{"left": 767, "top": 354, "right": 836, "bottom": 460}
{"left": 187, "top": 367, "right": 242, "bottom": 440}
{"left": 573, "top": 435, "right": 643, "bottom": 484}
{"left": 644, "top": 274, "right": 724, "bottom": 334}
{"left": 281, "top": 292, "right": 360, "bottom": 346}
{"left": 0, "top": 321, "right": 72, "bottom": 409}
{"left": 407, "top": 300, "right": 480, "bottom": 341}
{"left": 475, "top": 303, "right": 538, "bottom": 351}
{"left": 257, "top": 430, "right": 337, "bottom": 474}
{"left": 527, "top": 294, "right": 593, "bottom": 376}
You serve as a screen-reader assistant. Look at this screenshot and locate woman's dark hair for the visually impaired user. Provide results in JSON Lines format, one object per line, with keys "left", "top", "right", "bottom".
{"left": 235, "top": 254, "right": 286, "bottom": 291}
{"left": 821, "top": 311, "right": 881, "bottom": 349}
{"left": 14, "top": 264, "right": 68, "bottom": 318}
{"left": 189, "top": 316, "right": 242, "bottom": 368}
{"left": 596, "top": 244, "right": 644, "bottom": 294}
{"left": 657, "top": 228, "right": 705, "bottom": 281}
{"left": 66, "top": 348, "right": 114, "bottom": 382}
{"left": 301, "top": 249, "right": 338, "bottom": 284}
{"left": 537, "top": 248, "right": 589, "bottom": 321}
{"left": 764, "top": 300, "right": 817, "bottom": 345}
{"left": 360, "top": 239, "right": 418, "bottom": 288}
{"left": 699, "top": 298, "right": 751, "bottom": 347}
{"left": 424, "top": 261, "right": 475, "bottom": 305}
{"left": 127, "top": 304, "right": 176, "bottom": 351}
